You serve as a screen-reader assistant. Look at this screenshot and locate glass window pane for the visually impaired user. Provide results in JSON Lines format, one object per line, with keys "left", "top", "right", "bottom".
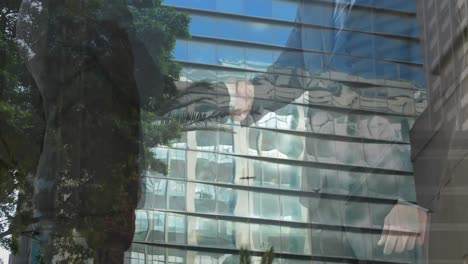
{"left": 167, "top": 214, "right": 186, "bottom": 244}
{"left": 217, "top": 187, "right": 239, "bottom": 215}
{"left": 252, "top": 192, "right": 280, "bottom": 219}
{"left": 168, "top": 180, "right": 186, "bottom": 210}
{"left": 245, "top": 0, "right": 271, "bottom": 18}
{"left": 194, "top": 183, "right": 216, "bottom": 213}
{"left": 162, "top": 0, "right": 189, "bottom": 7}
{"left": 134, "top": 210, "right": 149, "bottom": 241}
{"left": 251, "top": 224, "right": 281, "bottom": 251}
{"left": 169, "top": 149, "right": 186, "bottom": 179}
{"left": 245, "top": 21, "right": 272, "bottom": 44}
{"left": 195, "top": 152, "right": 217, "bottom": 181}
{"left": 363, "top": 143, "right": 412, "bottom": 171}
{"left": 301, "top": 2, "right": 333, "bottom": 27}
{"left": 173, "top": 40, "right": 187, "bottom": 61}
{"left": 305, "top": 137, "right": 336, "bottom": 164}
{"left": 281, "top": 226, "right": 308, "bottom": 254}
{"left": 302, "top": 28, "right": 326, "bottom": 52}
{"left": 190, "top": 15, "right": 215, "bottom": 37}
{"left": 149, "top": 212, "right": 165, "bottom": 242}
{"left": 193, "top": 217, "right": 218, "bottom": 246}
{"left": 272, "top": 0, "right": 299, "bottom": 21}
{"left": 279, "top": 164, "right": 300, "bottom": 190}
{"left": 217, "top": 44, "right": 245, "bottom": 68}
{"left": 188, "top": 41, "right": 216, "bottom": 64}
{"left": 245, "top": 47, "right": 273, "bottom": 72}
{"left": 189, "top": 0, "right": 216, "bottom": 10}
{"left": 281, "top": 195, "right": 305, "bottom": 221}
{"left": 216, "top": 0, "right": 243, "bottom": 14}
{"left": 218, "top": 220, "right": 237, "bottom": 248}
{"left": 216, "top": 18, "right": 244, "bottom": 41}
{"left": 144, "top": 178, "right": 166, "bottom": 209}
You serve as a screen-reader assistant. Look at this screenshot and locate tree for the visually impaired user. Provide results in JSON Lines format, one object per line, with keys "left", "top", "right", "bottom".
{"left": 0, "top": 0, "right": 44, "bottom": 253}
{"left": 1, "top": 0, "right": 191, "bottom": 263}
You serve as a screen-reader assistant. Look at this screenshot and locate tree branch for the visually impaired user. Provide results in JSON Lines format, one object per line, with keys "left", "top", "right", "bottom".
{"left": 0, "top": 228, "right": 13, "bottom": 239}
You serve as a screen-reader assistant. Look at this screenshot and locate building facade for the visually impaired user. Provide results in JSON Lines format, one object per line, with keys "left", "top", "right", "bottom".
{"left": 411, "top": 0, "right": 468, "bottom": 263}
{"left": 126, "top": 0, "right": 427, "bottom": 263}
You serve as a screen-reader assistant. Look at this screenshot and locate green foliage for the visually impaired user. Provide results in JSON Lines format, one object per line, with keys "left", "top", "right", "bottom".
{"left": 0, "top": 0, "right": 42, "bottom": 252}
{"left": 1, "top": 0, "right": 191, "bottom": 262}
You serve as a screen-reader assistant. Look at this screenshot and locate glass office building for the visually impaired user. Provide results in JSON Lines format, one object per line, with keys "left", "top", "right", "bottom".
{"left": 126, "top": 0, "right": 427, "bottom": 263}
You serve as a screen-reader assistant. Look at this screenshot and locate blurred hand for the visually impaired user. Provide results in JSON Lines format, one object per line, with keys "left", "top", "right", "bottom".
{"left": 226, "top": 80, "right": 254, "bottom": 121}
{"left": 378, "top": 203, "right": 428, "bottom": 255}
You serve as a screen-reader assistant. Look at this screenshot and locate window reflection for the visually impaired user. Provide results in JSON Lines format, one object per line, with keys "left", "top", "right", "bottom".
{"left": 252, "top": 192, "right": 280, "bottom": 219}
{"left": 168, "top": 180, "right": 186, "bottom": 211}
{"left": 144, "top": 178, "right": 166, "bottom": 209}
{"left": 217, "top": 187, "right": 238, "bottom": 215}
{"left": 150, "top": 212, "right": 166, "bottom": 242}
{"left": 272, "top": 0, "right": 298, "bottom": 21}
{"left": 217, "top": 17, "right": 244, "bottom": 41}
{"left": 281, "top": 195, "right": 304, "bottom": 222}
{"left": 245, "top": 0, "right": 271, "bottom": 18}
{"left": 251, "top": 224, "right": 281, "bottom": 252}
{"left": 281, "top": 226, "right": 308, "bottom": 254}
{"left": 195, "top": 152, "right": 217, "bottom": 181}
{"left": 195, "top": 183, "right": 216, "bottom": 213}
{"left": 364, "top": 143, "right": 412, "bottom": 171}
{"left": 216, "top": 0, "right": 242, "bottom": 14}
{"left": 194, "top": 217, "right": 218, "bottom": 246}
{"left": 167, "top": 214, "right": 186, "bottom": 244}
{"left": 134, "top": 210, "right": 149, "bottom": 241}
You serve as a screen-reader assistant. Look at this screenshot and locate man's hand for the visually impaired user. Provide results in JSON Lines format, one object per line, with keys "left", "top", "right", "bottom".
{"left": 378, "top": 202, "right": 428, "bottom": 255}
{"left": 226, "top": 80, "right": 254, "bottom": 121}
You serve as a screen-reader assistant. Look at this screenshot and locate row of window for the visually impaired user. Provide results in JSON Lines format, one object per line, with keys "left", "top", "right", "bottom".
{"left": 132, "top": 211, "right": 420, "bottom": 262}
{"left": 174, "top": 40, "right": 425, "bottom": 87}
{"left": 126, "top": 244, "right": 415, "bottom": 264}
{"left": 148, "top": 146, "right": 416, "bottom": 198}
{"left": 140, "top": 177, "right": 415, "bottom": 225}
{"left": 179, "top": 67, "right": 427, "bottom": 116}
{"left": 163, "top": 0, "right": 417, "bottom": 27}
{"left": 188, "top": 14, "right": 421, "bottom": 63}
{"left": 150, "top": 129, "right": 413, "bottom": 172}
{"left": 173, "top": 103, "right": 415, "bottom": 143}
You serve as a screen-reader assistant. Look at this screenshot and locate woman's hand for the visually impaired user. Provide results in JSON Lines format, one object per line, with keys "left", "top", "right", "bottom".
{"left": 378, "top": 202, "right": 428, "bottom": 255}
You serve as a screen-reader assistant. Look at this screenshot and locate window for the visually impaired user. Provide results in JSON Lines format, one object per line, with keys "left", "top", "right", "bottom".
{"left": 188, "top": 41, "right": 216, "bottom": 64}
{"left": 218, "top": 220, "right": 236, "bottom": 248}
{"left": 281, "top": 226, "right": 308, "bottom": 254}
{"left": 251, "top": 224, "right": 281, "bottom": 251}
{"left": 130, "top": 252, "right": 145, "bottom": 264}
{"left": 217, "top": 187, "right": 238, "bottom": 215}
{"left": 167, "top": 214, "right": 186, "bottom": 244}
{"left": 195, "top": 183, "right": 216, "bottom": 213}
{"left": 252, "top": 192, "right": 280, "bottom": 219}
{"left": 134, "top": 210, "right": 149, "bottom": 241}
{"left": 245, "top": 21, "right": 272, "bottom": 44}
{"left": 190, "top": 15, "right": 215, "bottom": 37}
{"left": 272, "top": 0, "right": 299, "bottom": 21}
{"left": 168, "top": 180, "right": 186, "bottom": 210}
{"left": 149, "top": 212, "right": 165, "bottom": 242}
{"left": 245, "top": 0, "right": 271, "bottom": 18}
{"left": 169, "top": 149, "right": 186, "bottom": 179}
{"left": 216, "top": 0, "right": 243, "bottom": 14}
{"left": 281, "top": 195, "right": 303, "bottom": 221}
{"left": 217, "top": 44, "right": 245, "bottom": 68}
{"left": 216, "top": 18, "right": 244, "bottom": 41}
{"left": 194, "top": 217, "right": 218, "bottom": 246}
{"left": 144, "top": 178, "right": 166, "bottom": 209}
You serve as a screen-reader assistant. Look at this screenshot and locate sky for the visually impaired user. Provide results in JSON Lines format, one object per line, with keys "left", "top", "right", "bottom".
{"left": 0, "top": 248, "right": 9, "bottom": 263}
